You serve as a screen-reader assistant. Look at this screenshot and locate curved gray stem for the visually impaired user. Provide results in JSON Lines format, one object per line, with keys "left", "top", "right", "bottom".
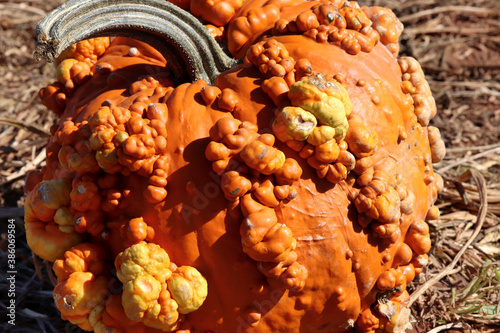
{"left": 34, "top": 0, "right": 238, "bottom": 84}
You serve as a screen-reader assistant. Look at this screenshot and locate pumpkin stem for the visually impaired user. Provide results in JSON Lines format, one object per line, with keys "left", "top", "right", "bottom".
{"left": 34, "top": 0, "right": 238, "bottom": 84}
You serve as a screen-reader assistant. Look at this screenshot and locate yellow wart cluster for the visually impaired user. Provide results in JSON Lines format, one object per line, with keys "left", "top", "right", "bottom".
{"left": 24, "top": 179, "right": 83, "bottom": 262}
{"left": 114, "top": 242, "right": 208, "bottom": 331}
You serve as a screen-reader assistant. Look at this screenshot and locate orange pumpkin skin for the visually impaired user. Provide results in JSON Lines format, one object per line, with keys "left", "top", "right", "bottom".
{"left": 211, "top": 38, "right": 436, "bottom": 332}
{"left": 26, "top": 0, "right": 445, "bottom": 332}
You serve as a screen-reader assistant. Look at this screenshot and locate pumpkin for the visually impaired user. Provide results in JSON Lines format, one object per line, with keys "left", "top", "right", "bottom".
{"left": 25, "top": 0, "right": 446, "bottom": 332}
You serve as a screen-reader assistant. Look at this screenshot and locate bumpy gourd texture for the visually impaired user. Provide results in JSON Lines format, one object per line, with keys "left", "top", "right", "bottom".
{"left": 25, "top": 0, "right": 446, "bottom": 332}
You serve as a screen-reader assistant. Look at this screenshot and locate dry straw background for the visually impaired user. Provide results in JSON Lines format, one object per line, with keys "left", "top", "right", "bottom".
{"left": 0, "top": 0, "right": 499, "bottom": 332}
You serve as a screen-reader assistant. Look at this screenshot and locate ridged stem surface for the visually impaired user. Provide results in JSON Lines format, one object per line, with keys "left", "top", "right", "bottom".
{"left": 34, "top": 0, "right": 238, "bottom": 84}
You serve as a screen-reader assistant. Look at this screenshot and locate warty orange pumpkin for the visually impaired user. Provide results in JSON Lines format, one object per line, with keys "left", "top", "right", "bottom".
{"left": 25, "top": 0, "right": 446, "bottom": 332}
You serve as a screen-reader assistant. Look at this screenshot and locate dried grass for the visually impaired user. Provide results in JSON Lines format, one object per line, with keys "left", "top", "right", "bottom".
{"left": 1, "top": 0, "right": 499, "bottom": 332}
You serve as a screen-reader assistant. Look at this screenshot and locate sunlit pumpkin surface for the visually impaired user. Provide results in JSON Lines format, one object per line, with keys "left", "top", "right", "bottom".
{"left": 24, "top": 0, "right": 446, "bottom": 332}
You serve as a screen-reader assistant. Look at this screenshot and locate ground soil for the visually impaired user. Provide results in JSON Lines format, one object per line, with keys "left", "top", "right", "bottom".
{"left": 0, "top": 0, "right": 499, "bottom": 332}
